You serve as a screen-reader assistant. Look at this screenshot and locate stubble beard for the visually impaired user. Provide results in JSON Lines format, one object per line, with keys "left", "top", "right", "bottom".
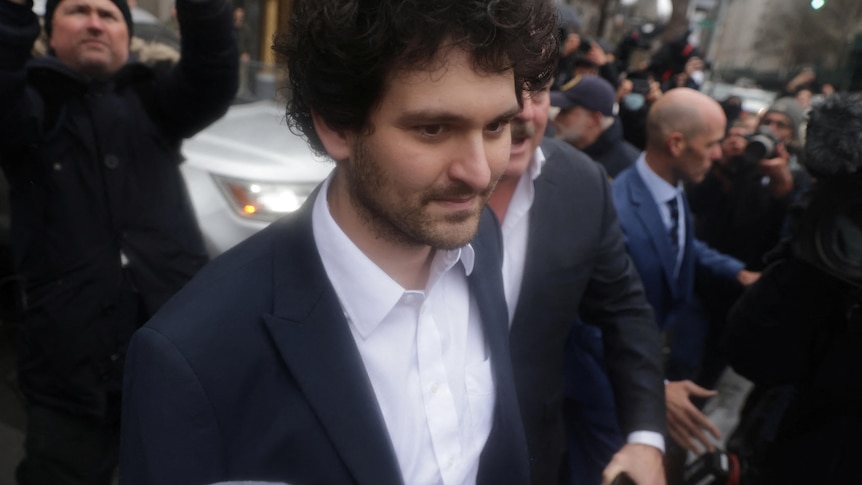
{"left": 348, "top": 138, "right": 492, "bottom": 251}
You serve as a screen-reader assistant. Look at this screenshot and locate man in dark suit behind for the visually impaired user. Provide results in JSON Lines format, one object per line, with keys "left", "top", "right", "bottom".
{"left": 487, "top": 82, "right": 666, "bottom": 485}
{"left": 611, "top": 88, "right": 760, "bottom": 459}
{"left": 118, "top": 1, "right": 560, "bottom": 484}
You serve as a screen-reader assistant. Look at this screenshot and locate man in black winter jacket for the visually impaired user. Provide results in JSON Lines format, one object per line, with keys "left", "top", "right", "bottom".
{"left": 0, "top": 0, "right": 237, "bottom": 481}
{"left": 550, "top": 75, "right": 639, "bottom": 178}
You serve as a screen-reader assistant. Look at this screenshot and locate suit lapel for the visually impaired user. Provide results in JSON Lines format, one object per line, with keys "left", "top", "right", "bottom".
{"left": 514, "top": 142, "right": 566, "bottom": 322}
{"left": 627, "top": 170, "right": 680, "bottom": 294}
{"left": 261, "top": 204, "right": 403, "bottom": 485}
{"left": 471, "top": 210, "right": 531, "bottom": 484}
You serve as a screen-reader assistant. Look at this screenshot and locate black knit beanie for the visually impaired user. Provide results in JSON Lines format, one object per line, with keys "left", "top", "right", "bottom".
{"left": 43, "top": 0, "right": 134, "bottom": 39}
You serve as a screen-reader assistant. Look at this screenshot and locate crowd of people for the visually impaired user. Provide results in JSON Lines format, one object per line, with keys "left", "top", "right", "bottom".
{"left": 0, "top": 0, "right": 859, "bottom": 484}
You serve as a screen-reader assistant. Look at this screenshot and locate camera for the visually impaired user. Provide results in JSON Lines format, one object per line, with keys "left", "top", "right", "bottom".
{"left": 743, "top": 127, "right": 780, "bottom": 163}
{"left": 631, "top": 78, "right": 650, "bottom": 96}
{"left": 683, "top": 451, "right": 745, "bottom": 485}
{"left": 577, "top": 37, "right": 593, "bottom": 55}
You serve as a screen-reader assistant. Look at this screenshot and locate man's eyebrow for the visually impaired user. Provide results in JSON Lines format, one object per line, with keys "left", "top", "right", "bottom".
{"left": 395, "top": 104, "right": 521, "bottom": 126}
{"left": 395, "top": 110, "right": 469, "bottom": 125}
{"left": 497, "top": 105, "right": 522, "bottom": 122}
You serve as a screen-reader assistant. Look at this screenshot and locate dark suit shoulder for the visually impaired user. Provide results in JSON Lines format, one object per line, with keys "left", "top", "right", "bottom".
{"left": 541, "top": 137, "right": 605, "bottom": 177}
{"left": 145, "top": 210, "right": 315, "bottom": 343}
{"left": 610, "top": 166, "right": 641, "bottom": 207}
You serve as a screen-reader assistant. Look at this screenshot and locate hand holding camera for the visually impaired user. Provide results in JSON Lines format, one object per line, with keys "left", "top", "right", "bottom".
{"left": 742, "top": 128, "right": 794, "bottom": 197}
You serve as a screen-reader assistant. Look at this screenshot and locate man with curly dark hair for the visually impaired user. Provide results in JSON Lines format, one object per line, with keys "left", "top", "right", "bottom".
{"left": 119, "top": 0, "right": 559, "bottom": 484}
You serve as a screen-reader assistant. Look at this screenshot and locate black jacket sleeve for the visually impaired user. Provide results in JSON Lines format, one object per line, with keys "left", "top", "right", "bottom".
{"left": 153, "top": 0, "right": 239, "bottom": 139}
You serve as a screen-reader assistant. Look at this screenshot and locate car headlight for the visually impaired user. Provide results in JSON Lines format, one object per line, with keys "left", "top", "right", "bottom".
{"left": 213, "top": 175, "right": 316, "bottom": 222}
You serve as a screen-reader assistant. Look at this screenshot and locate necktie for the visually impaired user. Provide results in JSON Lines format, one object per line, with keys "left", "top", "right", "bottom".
{"left": 667, "top": 196, "right": 680, "bottom": 258}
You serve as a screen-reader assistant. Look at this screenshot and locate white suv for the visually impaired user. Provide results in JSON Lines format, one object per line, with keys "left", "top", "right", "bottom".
{"left": 180, "top": 100, "right": 332, "bottom": 255}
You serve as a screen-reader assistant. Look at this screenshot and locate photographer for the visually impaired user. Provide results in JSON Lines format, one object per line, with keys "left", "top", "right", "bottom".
{"left": 685, "top": 115, "right": 803, "bottom": 394}
{"left": 617, "top": 71, "right": 663, "bottom": 150}
{"left": 722, "top": 93, "right": 862, "bottom": 484}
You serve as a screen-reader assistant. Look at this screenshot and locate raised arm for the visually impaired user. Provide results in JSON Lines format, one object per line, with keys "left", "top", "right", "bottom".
{"left": 152, "top": 0, "right": 239, "bottom": 139}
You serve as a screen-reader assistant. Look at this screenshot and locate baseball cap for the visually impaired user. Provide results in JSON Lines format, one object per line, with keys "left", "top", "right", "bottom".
{"left": 550, "top": 75, "right": 616, "bottom": 116}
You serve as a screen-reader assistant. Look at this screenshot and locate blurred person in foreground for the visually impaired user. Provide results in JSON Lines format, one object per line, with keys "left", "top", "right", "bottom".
{"left": 551, "top": 75, "right": 639, "bottom": 178}
{"left": 0, "top": 0, "right": 237, "bottom": 481}
{"left": 610, "top": 89, "right": 760, "bottom": 476}
{"left": 686, "top": 111, "right": 806, "bottom": 390}
{"left": 490, "top": 79, "right": 665, "bottom": 484}
{"left": 119, "top": 0, "right": 558, "bottom": 483}
{"left": 724, "top": 93, "right": 862, "bottom": 484}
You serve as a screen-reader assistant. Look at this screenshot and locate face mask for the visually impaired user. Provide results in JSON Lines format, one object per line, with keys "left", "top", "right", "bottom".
{"left": 622, "top": 93, "right": 645, "bottom": 111}
{"left": 691, "top": 70, "right": 705, "bottom": 86}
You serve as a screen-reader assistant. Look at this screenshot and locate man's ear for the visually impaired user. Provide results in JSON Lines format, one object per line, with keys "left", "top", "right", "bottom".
{"left": 667, "top": 131, "right": 685, "bottom": 157}
{"left": 312, "top": 110, "right": 352, "bottom": 162}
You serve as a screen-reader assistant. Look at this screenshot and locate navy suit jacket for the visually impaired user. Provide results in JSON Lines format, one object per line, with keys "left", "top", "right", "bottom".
{"left": 611, "top": 165, "right": 744, "bottom": 331}
{"left": 509, "top": 139, "right": 665, "bottom": 484}
{"left": 119, "top": 194, "right": 529, "bottom": 485}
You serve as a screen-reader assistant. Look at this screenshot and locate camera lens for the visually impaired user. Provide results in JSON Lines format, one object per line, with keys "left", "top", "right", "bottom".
{"left": 743, "top": 134, "right": 776, "bottom": 163}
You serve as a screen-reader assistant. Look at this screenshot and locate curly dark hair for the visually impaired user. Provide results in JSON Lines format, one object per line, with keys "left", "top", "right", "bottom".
{"left": 805, "top": 93, "right": 862, "bottom": 179}
{"left": 275, "top": 0, "right": 560, "bottom": 156}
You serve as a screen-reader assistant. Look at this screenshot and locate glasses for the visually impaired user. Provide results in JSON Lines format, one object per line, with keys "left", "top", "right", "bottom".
{"left": 760, "top": 117, "right": 791, "bottom": 130}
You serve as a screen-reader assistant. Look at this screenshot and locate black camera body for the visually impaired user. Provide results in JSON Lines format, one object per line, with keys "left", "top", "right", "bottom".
{"left": 743, "top": 127, "right": 780, "bottom": 163}
{"left": 684, "top": 451, "right": 744, "bottom": 485}
{"left": 577, "top": 37, "right": 593, "bottom": 55}
{"left": 631, "top": 78, "right": 651, "bottom": 96}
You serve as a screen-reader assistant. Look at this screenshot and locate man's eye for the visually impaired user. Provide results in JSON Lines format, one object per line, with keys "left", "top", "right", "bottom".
{"left": 486, "top": 121, "right": 508, "bottom": 134}
{"left": 419, "top": 125, "right": 444, "bottom": 137}
{"left": 529, "top": 92, "right": 548, "bottom": 103}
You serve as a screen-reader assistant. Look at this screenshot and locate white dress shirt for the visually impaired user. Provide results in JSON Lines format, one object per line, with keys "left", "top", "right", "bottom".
{"left": 636, "top": 154, "right": 686, "bottom": 277}
{"left": 501, "top": 147, "right": 665, "bottom": 453}
{"left": 312, "top": 174, "right": 495, "bottom": 485}
{"left": 500, "top": 148, "right": 546, "bottom": 322}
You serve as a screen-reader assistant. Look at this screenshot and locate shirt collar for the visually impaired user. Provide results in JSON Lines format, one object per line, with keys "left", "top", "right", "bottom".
{"left": 636, "top": 153, "right": 682, "bottom": 204}
{"left": 312, "top": 173, "right": 474, "bottom": 339}
{"left": 531, "top": 145, "right": 547, "bottom": 181}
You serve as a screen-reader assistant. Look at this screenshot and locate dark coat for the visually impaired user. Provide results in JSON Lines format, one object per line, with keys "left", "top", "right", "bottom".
{"left": 509, "top": 138, "right": 665, "bottom": 484}
{"left": 0, "top": 0, "right": 238, "bottom": 418}
{"left": 726, "top": 251, "right": 862, "bottom": 484}
{"left": 119, "top": 202, "right": 530, "bottom": 485}
{"left": 582, "top": 118, "right": 640, "bottom": 179}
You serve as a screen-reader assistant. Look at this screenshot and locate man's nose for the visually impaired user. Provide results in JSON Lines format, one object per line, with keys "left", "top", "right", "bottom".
{"left": 449, "top": 134, "right": 493, "bottom": 190}
{"left": 85, "top": 13, "right": 106, "bottom": 31}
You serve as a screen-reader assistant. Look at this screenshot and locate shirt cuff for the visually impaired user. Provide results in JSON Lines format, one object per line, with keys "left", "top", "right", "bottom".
{"left": 626, "top": 431, "right": 665, "bottom": 454}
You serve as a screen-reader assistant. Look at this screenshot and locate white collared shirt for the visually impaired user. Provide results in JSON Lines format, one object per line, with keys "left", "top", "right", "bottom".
{"left": 312, "top": 174, "right": 495, "bottom": 485}
{"left": 501, "top": 147, "right": 665, "bottom": 453}
{"left": 636, "top": 154, "right": 686, "bottom": 277}
{"left": 500, "top": 147, "right": 546, "bottom": 322}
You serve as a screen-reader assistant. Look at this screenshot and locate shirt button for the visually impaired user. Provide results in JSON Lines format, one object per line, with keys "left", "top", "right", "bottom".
{"left": 430, "top": 382, "right": 439, "bottom": 395}
{"left": 104, "top": 154, "right": 120, "bottom": 169}
{"left": 446, "top": 456, "right": 454, "bottom": 468}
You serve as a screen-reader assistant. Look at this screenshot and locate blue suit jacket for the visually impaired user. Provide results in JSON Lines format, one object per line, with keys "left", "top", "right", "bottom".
{"left": 611, "top": 165, "right": 744, "bottom": 331}
{"left": 119, "top": 194, "right": 529, "bottom": 485}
